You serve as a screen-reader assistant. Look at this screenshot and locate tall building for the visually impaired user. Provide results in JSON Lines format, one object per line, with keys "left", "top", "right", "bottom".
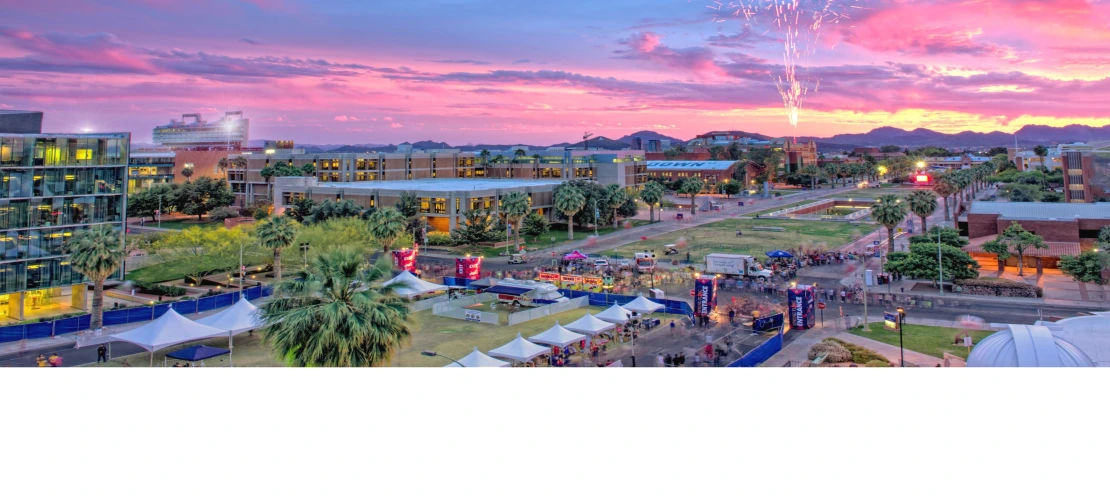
{"left": 152, "top": 111, "right": 249, "bottom": 151}
{"left": 1063, "top": 152, "right": 1094, "bottom": 203}
{"left": 127, "top": 151, "right": 175, "bottom": 192}
{"left": 0, "top": 116, "right": 128, "bottom": 321}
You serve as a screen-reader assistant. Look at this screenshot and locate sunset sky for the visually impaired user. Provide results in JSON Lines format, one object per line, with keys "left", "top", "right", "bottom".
{"left": 3, "top": 0, "right": 1110, "bottom": 145}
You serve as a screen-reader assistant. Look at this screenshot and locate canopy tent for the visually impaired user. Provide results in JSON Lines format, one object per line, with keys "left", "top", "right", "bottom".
{"left": 443, "top": 347, "right": 510, "bottom": 368}
{"left": 109, "top": 309, "right": 231, "bottom": 366}
{"left": 766, "top": 250, "right": 794, "bottom": 258}
{"left": 165, "top": 345, "right": 230, "bottom": 363}
{"left": 563, "top": 250, "right": 589, "bottom": 260}
{"left": 594, "top": 304, "right": 633, "bottom": 324}
{"left": 529, "top": 322, "right": 587, "bottom": 348}
{"left": 623, "top": 294, "right": 665, "bottom": 314}
{"left": 484, "top": 284, "right": 533, "bottom": 296}
{"left": 564, "top": 313, "right": 615, "bottom": 336}
{"left": 488, "top": 334, "right": 550, "bottom": 363}
{"left": 467, "top": 276, "right": 499, "bottom": 290}
{"left": 195, "top": 297, "right": 263, "bottom": 335}
{"left": 384, "top": 270, "right": 450, "bottom": 299}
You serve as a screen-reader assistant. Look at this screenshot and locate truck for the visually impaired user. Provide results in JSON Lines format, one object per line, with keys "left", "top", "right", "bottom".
{"left": 704, "top": 253, "right": 774, "bottom": 281}
{"left": 635, "top": 252, "right": 656, "bottom": 273}
{"left": 492, "top": 278, "right": 569, "bottom": 307}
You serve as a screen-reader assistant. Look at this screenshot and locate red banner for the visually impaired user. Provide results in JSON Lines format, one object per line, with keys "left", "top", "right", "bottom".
{"left": 538, "top": 272, "right": 560, "bottom": 283}
{"left": 456, "top": 257, "right": 482, "bottom": 280}
{"left": 392, "top": 247, "right": 417, "bottom": 272}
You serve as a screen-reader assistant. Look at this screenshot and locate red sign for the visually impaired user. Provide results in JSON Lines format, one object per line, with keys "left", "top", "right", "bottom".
{"left": 538, "top": 272, "right": 560, "bottom": 283}
{"left": 455, "top": 257, "right": 482, "bottom": 280}
{"left": 562, "top": 275, "right": 583, "bottom": 284}
{"left": 583, "top": 277, "right": 603, "bottom": 286}
{"left": 818, "top": 302, "right": 826, "bottom": 310}
{"left": 392, "top": 248, "right": 417, "bottom": 272}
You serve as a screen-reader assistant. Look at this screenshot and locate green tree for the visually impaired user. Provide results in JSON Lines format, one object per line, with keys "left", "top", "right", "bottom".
{"left": 1059, "top": 251, "right": 1107, "bottom": 285}
{"left": 256, "top": 215, "right": 298, "bottom": 281}
{"left": 909, "top": 227, "right": 967, "bottom": 248}
{"left": 395, "top": 191, "right": 419, "bottom": 219}
{"left": 1099, "top": 226, "right": 1110, "bottom": 247}
{"left": 261, "top": 250, "right": 411, "bottom": 367}
{"left": 260, "top": 161, "right": 282, "bottom": 201}
{"left": 679, "top": 177, "right": 704, "bottom": 215}
{"left": 1033, "top": 145, "right": 1049, "bottom": 170}
{"left": 981, "top": 237, "right": 1012, "bottom": 272}
{"left": 450, "top": 209, "right": 495, "bottom": 245}
{"left": 175, "top": 176, "right": 235, "bottom": 221}
{"left": 720, "top": 181, "right": 742, "bottom": 198}
{"left": 499, "top": 191, "right": 531, "bottom": 249}
{"left": 513, "top": 148, "right": 527, "bottom": 163}
{"left": 906, "top": 190, "right": 938, "bottom": 232}
{"left": 479, "top": 149, "right": 491, "bottom": 166}
{"left": 747, "top": 148, "right": 784, "bottom": 182}
{"left": 127, "top": 184, "right": 178, "bottom": 222}
{"left": 286, "top": 197, "right": 315, "bottom": 224}
{"left": 521, "top": 211, "right": 550, "bottom": 241}
{"left": 1041, "top": 192, "right": 1064, "bottom": 202}
{"left": 532, "top": 154, "right": 542, "bottom": 165}
{"left": 932, "top": 174, "right": 959, "bottom": 222}
{"left": 639, "top": 181, "right": 665, "bottom": 223}
{"left": 604, "top": 184, "right": 628, "bottom": 229}
{"left": 554, "top": 184, "right": 586, "bottom": 240}
{"left": 152, "top": 226, "right": 251, "bottom": 285}
{"left": 885, "top": 242, "right": 980, "bottom": 286}
{"left": 996, "top": 221, "right": 1048, "bottom": 276}
{"left": 300, "top": 163, "right": 315, "bottom": 176}
{"left": 726, "top": 142, "right": 742, "bottom": 161}
{"left": 180, "top": 164, "right": 194, "bottom": 180}
{"left": 872, "top": 195, "right": 908, "bottom": 256}
{"left": 67, "top": 225, "right": 124, "bottom": 329}
{"left": 367, "top": 207, "right": 407, "bottom": 255}
{"left": 707, "top": 145, "right": 725, "bottom": 160}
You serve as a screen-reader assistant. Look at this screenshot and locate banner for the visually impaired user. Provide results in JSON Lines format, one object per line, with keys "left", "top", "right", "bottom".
{"left": 392, "top": 247, "right": 417, "bottom": 272}
{"left": 693, "top": 277, "right": 718, "bottom": 317}
{"left": 753, "top": 313, "right": 784, "bottom": 333}
{"left": 788, "top": 285, "right": 816, "bottom": 330}
{"left": 884, "top": 312, "right": 900, "bottom": 331}
{"left": 538, "top": 272, "right": 560, "bottom": 285}
{"left": 455, "top": 256, "right": 482, "bottom": 280}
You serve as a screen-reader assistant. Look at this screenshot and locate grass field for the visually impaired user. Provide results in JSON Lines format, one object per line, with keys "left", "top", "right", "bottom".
{"left": 850, "top": 322, "right": 994, "bottom": 360}
{"left": 611, "top": 218, "right": 868, "bottom": 263}
{"left": 149, "top": 219, "right": 222, "bottom": 231}
{"left": 456, "top": 220, "right": 654, "bottom": 258}
{"left": 836, "top": 185, "right": 931, "bottom": 200}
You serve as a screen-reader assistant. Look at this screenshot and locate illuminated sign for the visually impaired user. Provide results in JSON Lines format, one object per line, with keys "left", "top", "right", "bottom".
{"left": 915, "top": 174, "right": 930, "bottom": 183}
{"left": 583, "top": 277, "right": 603, "bottom": 286}
{"left": 538, "top": 272, "right": 560, "bottom": 283}
{"left": 455, "top": 257, "right": 481, "bottom": 280}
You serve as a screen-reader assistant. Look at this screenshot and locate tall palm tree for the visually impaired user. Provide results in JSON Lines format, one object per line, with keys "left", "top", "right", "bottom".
{"left": 261, "top": 250, "right": 410, "bottom": 367}
{"left": 932, "top": 174, "right": 959, "bottom": 222}
{"left": 479, "top": 149, "right": 491, "bottom": 166}
{"left": 1033, "top": 145, "right": 1049, "bottom": 170}
{"left": 67, "top": 225, "right": 124, "bottom": 329}
{"left": 639, "top": 181, "right": 664, "bottom": 223}
{"left": 906, "top": 190, "right": 938, "bottom": 232}
{"left": 604, "top": 184, "right": 628, "bottom": 229}
{"left": 872, "top": 195, "right": 908, "bottom": 256}
{"left": 367, "top": 207, "right": 407, "bottom": 255}
{"left": 513, "top": 148, "right": 526, "bottom": 163}
{"left": 532, "top": 154, "right": 542, "bottom": 165}
{"left": 679, "top": 177, "right": 704, "bottom": 215}
{"left": 256, "top": 215, "right": 298, "bottom": 281}
{"left": 499, "top": 191, "right": 531, "bottom": 250}
{"left": 554, "top": 184, "right": 586, "bottom": 240}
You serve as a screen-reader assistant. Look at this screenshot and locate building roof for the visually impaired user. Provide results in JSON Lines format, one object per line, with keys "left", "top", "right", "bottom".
{"left": 969, "top": 202, "right": 1110, "bottom": 221}
{"left": 965, "top": 236, "right": 1081, "bottom": 258}
{"left": 130, "top": 151, "right": 177, "bottom": 158}
{"left": 647, "top": 160, "right": 738, "bottom": 171}
{"left": 318, "top": 178, "right": 564, "bottom": 191}
{"left": 967, "top": 325, "right": 1094, "bottom": 367}
{"left": 1038, "top": 312, "right": 1110, "bottom": 367}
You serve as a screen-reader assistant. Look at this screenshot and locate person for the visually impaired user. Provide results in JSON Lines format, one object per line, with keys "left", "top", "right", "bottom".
{"left": 728, "top": 309, "right": 736, "bottom": 326}
{"left": 172, "top": 362, "right": 183, "bottom": 367}
{"left": 96, "top": 344, "right": 108, "bottom": 363}
{"left": 36, "top": 354, "right": 47, "bottom": 367}
{"left": 669, "top": 320, "right": 676, "bottom": 338}
{"left": 677, "top": 352, "right": 686, "bottom": 366}
{"left": 48, "top": 353, "right": 62, "bottom": 367}
{"left": 693, "top": 352, "right": 701, "bottom": 367}
{"left": 663, "top": 353, "right": 673, "bottom": 367}
{"left": 656, "top": 354, "right": 665, "bottom": 367}
{"left": 840, "top": 289, "right": 847, "bottom": 302}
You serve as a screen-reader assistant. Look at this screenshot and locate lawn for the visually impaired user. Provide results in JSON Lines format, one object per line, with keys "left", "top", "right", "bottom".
{"left": 126, "top": 253, "right": 271, "bottom": 284}
{"left": 149, "top": 219, "right": 223, "bottom": 231}
{"left": 849, "top": 322, "right": 994, "bottom": 360}
{"left": 610, "top": 218, "right": 868, "bottom": 263}
{"left": 835, "top": 185, "right": 930, "bottom": 200}
{"left": 456, "top": 220, "right": 654, "bottom": 258}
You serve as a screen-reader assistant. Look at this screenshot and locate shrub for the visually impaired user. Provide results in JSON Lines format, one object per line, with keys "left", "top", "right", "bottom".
{"left": 954, "top": 278, "right": 1042, "bottom": 298}
{"left": 809, "top": 340, "right": 852, "bottom": 363}
{"left": 827, "top": 338, "right": 891, "bottom": 364}
{"left": 426, "top": 231, "right": 454, "bottom": 246}
{"left": 135, "top": 282, "right": 188, "bottom": 297}
{"left": 207, "top": 206, "right": 240, "bottom": 222}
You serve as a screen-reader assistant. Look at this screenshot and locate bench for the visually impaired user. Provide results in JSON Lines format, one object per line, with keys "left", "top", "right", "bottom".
{"left": 752, "top": 226, "right": 786, "bottom": 232}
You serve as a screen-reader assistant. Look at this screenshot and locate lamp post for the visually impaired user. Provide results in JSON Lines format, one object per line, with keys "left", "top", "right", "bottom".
{"left": 896, "top": 306, "right": 905, "bottom": 367}
{"left": 300, "top": 242, "right": 310, "bottom": 270}
{"left": 421, "top": 350, "right": 464, "bottom": 367}
{"left": 936, "top": 221, "right": 945, "bottom": 295}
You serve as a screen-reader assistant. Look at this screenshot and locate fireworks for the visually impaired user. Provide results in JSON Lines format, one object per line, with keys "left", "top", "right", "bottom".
{"left": 706, "top": 1, "right": 856, "bottom": 133}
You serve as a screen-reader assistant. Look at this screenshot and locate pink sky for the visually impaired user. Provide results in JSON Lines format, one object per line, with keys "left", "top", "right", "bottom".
{"left": 2, "top": 0, "right": 1110, "bottom": 145}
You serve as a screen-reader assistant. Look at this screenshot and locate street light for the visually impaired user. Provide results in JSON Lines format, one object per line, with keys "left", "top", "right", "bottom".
{"left": 896, "top": 306, "right": 905, "bottom": 367}
{"left": 421, "top": 350, "right": 464, "bottom": 367}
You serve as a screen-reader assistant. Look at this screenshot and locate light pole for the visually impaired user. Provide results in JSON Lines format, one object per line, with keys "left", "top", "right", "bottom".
{"left": 936, "top": 221, "right": 945, "bottom": 295}
{"left": 593, "top": 198, "right": 599, "bottom": 237}
{"left": 421, "top": 350, "right": 464, "bottom": 367}
{"left": 300, "top": 243, "right": 310, "bottom": 270}
{"left": 156, "top": 195, "right": 162, "bottom": 229}
{"left": 896, "top": 306, "right": 905, "bottom": 367}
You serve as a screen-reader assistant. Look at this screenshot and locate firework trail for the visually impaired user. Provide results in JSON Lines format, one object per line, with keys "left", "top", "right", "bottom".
{"left": 706, "top": 1, "right": 856, "bottom": 133}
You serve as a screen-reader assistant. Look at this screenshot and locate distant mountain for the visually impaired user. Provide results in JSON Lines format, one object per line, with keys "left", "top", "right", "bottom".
{"left": 1012, "top": 124, "right": 1110, "bottom": 143}
{"left": 549, "top": 136, "right": 631, "bottom": 150}
{"left": 820, "top": 124, "right": 1110, "bottom": 149}
{"left": 617, "top": 130, "right": 686, "bottom": 144}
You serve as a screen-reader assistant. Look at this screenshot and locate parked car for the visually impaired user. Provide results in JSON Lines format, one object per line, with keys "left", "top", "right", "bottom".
{"left": 507, "top": 254, "right": 527, "bottom": 264}
{"left": 593, "top": 259, "right": 609, "bottom": 270}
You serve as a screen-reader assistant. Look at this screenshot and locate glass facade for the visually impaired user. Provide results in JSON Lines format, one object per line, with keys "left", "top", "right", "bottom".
{"left": 0, "top": 133, "right": 129, "bottom": 296}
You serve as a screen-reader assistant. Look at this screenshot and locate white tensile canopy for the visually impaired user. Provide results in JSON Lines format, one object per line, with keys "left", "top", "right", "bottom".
{"left": 196, "top": 298, "right": 264, "bottom": 335}
{"left": 529, "top": 322, "right": 587, "bottom": 348}
{"left": 594, "top": 304, "right": 633, "bottom": 324}
{"left": 623, "top": 294, "right": 665, "bottom": 313}
{"left": 109, "top": 309, "right": 232, "bottom": 366}
{"left": 488, "top": 334, "right": 550, "bottom": 363}
{"left": 443, "top": 347, "right": 510, "bottom": 368}
{"left": 564, "top": 313, "right": 615, "bottom": 336}
{"left": 384, "top": 271, "right": 449, "bottom": 299}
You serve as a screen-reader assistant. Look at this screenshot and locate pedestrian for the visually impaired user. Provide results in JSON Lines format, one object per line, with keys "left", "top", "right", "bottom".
{"left": 900, "top": 286, "right": 904, "bottom": 293}
{"left": 693, "top": 352, "right": 702, "bottom": 367}
{"left": 48, "top": 352, "right": 62, "bottom": 367}
{"left": 670, "top": 320, "right": 676, "bottom": 338}
{"left": 728, "top": 309, "right": 736, "bottom": 326}
{"left": 663, "top": 353, "right": 673, "bottom": 367}
{"left": 36, "top": 354, "right": 47, "bottom": 367}
{"left": 840, "top": 289, "right": 847, "bottom": 302}
{"left": 656, "top": 354, "right": 665, "bottom": 367}
{"left": 677, "top": 352, "right": 686, "bottom": 366}
{"left": 96, "top": 344, "right": 108, "bottom": 363}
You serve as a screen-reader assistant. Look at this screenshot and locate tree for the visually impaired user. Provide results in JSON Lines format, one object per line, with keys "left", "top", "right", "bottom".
{"left": 260, "top": 162, "right": 281, "bottom": 201}
{"left": 726, "top": 142, "right": 743, "bottom": 161}
{"left": 180, "top": 164, "right": 194, "bottom": 180}
{"left": 880, "top": 145, "right": 903, "bottom": 153}
{"left": 1008, "top": 186, "right": 1035, "bottom": 202}
{"left": 1059, "top": 251, "right": 1107, "bottom": 285}
{"left": 521, "top": 211, "right": 550, "bottom": 241}
{"left": 906, "top": 190, "right": 938, "bottom": 232}
{"left": 152, "top": 226, "right": 250, "bottom": 285}
{"left": 300, "top": 163, "right": 315, "bottom": 176}
{"left": 479, "top": 149, "right": 491, "bottom": 166}
{"left": 987, "top": 146, "right": 1008, "bottom": 156}
{"left": 450, "top": 209, "right": 496, "bottom": 245}
{"left": 932, "top": 174, "right": 959, "bottom": 221}
{"left": 256, "top": 215, "right": 298, "bottom": 281}
{"left": 1041, "top": 192, "right": 1064, "bottom": 203}
{"left": 679, "top": 177, "right": 704, "bottom": 215}
{"left": 532, "top": 154, "right": 542, "bottom": 165}
{"left": 395, "top": 191, "right": 419, "bottom": 219}
{"left": 604, "top": 184, "right": 627, "bottom": 229}
{"left": 513, "top": 148, "right": 526, "bottom": 163}
{"left": 720, "top": 181, "right": 742, "bottom": 198}
{"left": 67, "top": 225, "right": 124, "bottom": 329}
{"left": 367, "top": 207, "right": 407, "bottom": 255}
{"left": 305, "top": 199, "right": 364, "bottom": 225}
{"left": 499, "top": 191, "right": 531, "bottom": 249}
{"left": 127, "top": 183, "right": 178, "bottom": 222}
{"left": 1099, "top": 226, "right": 1110, "bottom": 248}
{"left": 747, "top": 148, "right": 784, "bottom": 182}
{"left": 909, "top": 227, "right": 967, "bottom": 248}
{"left": 1033, "top": 145, "right": 1049, "bottom": 170}
{"left": 492, "top": 154, "right": 506, "bottom": 164}
{"left": 261, "top": 250, "right": 411, "bottom": 367}
{"left": 639, "top": 181, "right": 664, "bottom": 223}
{"left": 286, "top": 197, "right": 315, "bottom": 224}
{"left": 175, "top": 176, "right": 235, "bottom": 221}
{"left": 885, "top": 242, "right": 980, "bottom": 286}
{"left": 708, "top": 145, "right": 725, "bottom": 160}
{"left": 981, "top": 238, "right": 1012, "bottom": 272}
{"left": 996, "top": 222, "right": 1048, "bottom": 276}
{"left": 554, "top": 184, "right": 586, "bottom": 240}
{"left": 872, "top": 194, "right": 908, "bottom": 256}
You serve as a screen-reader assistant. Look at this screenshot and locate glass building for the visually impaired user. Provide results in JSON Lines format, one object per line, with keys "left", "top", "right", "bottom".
{"left": 0, "top": 132, "right": 129, "bottom": 321}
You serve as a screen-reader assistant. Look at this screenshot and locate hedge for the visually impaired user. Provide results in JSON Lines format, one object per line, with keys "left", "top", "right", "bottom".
{"left": 954, "top": 279, "right": 1042, "bottom": 298}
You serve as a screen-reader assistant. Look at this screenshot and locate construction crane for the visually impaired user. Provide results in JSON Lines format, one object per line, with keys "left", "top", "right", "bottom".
{"left": 582, "top": 132, "right": 594, "bottom": 151}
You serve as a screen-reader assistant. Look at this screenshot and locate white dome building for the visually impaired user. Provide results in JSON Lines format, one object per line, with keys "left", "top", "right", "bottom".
{"left": 967, "top": 324, "right": 1094, "bottom": 368}
{"left": 1037, "top": 312, "right": 1110, "bottom": 367}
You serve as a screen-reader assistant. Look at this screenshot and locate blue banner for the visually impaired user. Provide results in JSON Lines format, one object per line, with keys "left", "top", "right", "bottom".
{"left": 694, "top": 277, "right": 717, "bottom": 317}
{"left": 788, "top": 285, "right": 816, "bottom": 330}
{"left": 753, "top": 313, "right": 785, "bottom": 333}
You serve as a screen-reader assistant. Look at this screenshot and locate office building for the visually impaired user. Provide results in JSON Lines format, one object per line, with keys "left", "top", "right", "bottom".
{"left": 924, "top": 155, "right": 991, "bottom": 170}
{"left": 0, "top": 116, "right": 128, "bottom": 321}
{"left": 153, "top": 111, "right": 249, "bottom": 151}
{"left": 127, "top": 151, "right": 176, "bottom": 192}
{"left": 965, "top": 201, "right": 1110, "bottom": 270}
{"left": 646, "top": 161, "right": 741, "bottom": 188}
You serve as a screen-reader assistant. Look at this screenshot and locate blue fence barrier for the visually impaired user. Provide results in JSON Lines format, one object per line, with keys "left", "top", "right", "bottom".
{"left": 557, "top": 289, "right": 694, "bottom": 319}
{"left": 0, "top": 286, "right": 273, "bottom": 345}
{"left": 727, "top": 332, "right": 784, "bottom": 368}
{"left": 442, "top": 277, "right": 473, "bottom": 288}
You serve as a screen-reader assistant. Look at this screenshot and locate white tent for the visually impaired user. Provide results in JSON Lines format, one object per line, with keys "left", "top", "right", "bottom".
{"left": 488, "top": 334, "right": 550, "bottom": 363}
{"left": 443, "top": 347, "right": 510, "bottom": 368}
{"left": 564, "top": 313, "right": 615, "bottom": 336}
{"left": 624, "top": 294, "right": 665, "bottom": 314}
{"left": 595, "top": 304, "right": 633, "bottom": 324}
{"left": 383, "top": 270, "right": 449, "bottom": 299}
{"left": 109, "top": 309, "right": 231, "bottom": 366}
{"left": 529, "top": 322, "right": 587, "bottom": 348}
{"left": 196, "top": 297, "right": 264, "bottom": 335}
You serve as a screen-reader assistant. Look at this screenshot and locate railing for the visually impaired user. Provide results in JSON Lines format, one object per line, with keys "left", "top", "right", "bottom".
{"left": 507, "top": 296, "right": 587, "bottom": 326}
{"left": 410, "top": 294, "right": 451, "bottom": 312}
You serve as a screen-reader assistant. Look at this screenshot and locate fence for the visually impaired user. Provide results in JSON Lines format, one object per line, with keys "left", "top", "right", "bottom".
{"left": 727, "top": 332, "right": 784, "bottom": 367}
{"left": 0, "top": 286, "right": 272, "bottom": 345}
{"left": 410, "top": 294, "right": 451, "bottom": 312}
{"left": 507, "top": 296, "right": 587, "bottom": 326}
{"left": 433, "top": 306, "right": 499, "bottom": 325}
{"left": 432, "top": 293, "right": 496, "bottom": 315}
{"left": 557, "top": 289, "right": 694, "bottom": 319}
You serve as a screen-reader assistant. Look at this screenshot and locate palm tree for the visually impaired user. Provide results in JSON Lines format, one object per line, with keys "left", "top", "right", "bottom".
{"left": 679, "top": 177, "right": 704, "bottom": 215}
{"left": 640, "top": 181, "right": 664, "bottom": 223}
{"left": 932, "top": 174, "right": 959, "bottom": 222}
{"left": 492, "top": 154, "right": 506, "bottom": 165}
{"left": 499, "top": 191, "right": 531, "bottom": 250}
{"left": 513, "top": 148, "right": 526, "bottom": 163}
{"left": 1033, "top": 145, "right": 1049, "bottom": 170}
{"left": 67, "top": 225, "right": 124, "bottom": 329}
{"left": 604, "top": 184, "right": 628, "bottom": 229}
{"left": 554, "top": 185, "right": 586, "bottom": 240}
{"left": 256, "top": 215, "right": 298, "bottom": 281}
{"left": 180, "top": 165, "right": 194, "bottom": 180}
{"left": 367, "top": 207, "right": 407, "bottom": 255}
{"left": 532, "top": 154, "right": 541, "bottom": 165}
{"left": 261, "top": 250, "right": 411, "bottom": 367}
{"left": 872, "top": 194, "right": 908, "bottom": 255}
{"left": 906, "top": 190, "right": 938, "bottom": 232}
{"left": 479, "top": 149, "right": 491, "bottom": 166}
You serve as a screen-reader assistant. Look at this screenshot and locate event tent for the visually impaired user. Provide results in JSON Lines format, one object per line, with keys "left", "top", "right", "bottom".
{"left": 623, "top": 294, "right": 665, "bottom": 314}
{"left": 109, "top": 309, "right": 231, "bottom": 366}
{"left": 443, "top": 347, "right": 510, "bottom": 368}
{"left": 529, "top": 322, "right": 587, "bottom": 348}
{"left": 594, "top": 304, "right": 633, "bottom": 324}
{"left": 195, "top": 297, "right": 263, "bottom": 335}
{"left": 384, "top": 270, "right": 450, "bottom": 299}
{"left": 165, "top": 345, "right": 230, "bottom": 363}
{"left": 563, "top": 250, "right": 588, "bottom": 260}
{"left": 766, "top": 250, "right": 793, "bottom": 258}
{"left": 564, "top": 313, "right": 615, "bottom": 336}
{"left": 488, "top": 334, "right": 550, "bottom": 363}
{"left": 467, "top": 276, "right": 499, "bottom": 290}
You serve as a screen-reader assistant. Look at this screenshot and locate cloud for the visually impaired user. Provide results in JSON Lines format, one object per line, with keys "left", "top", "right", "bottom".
{"left": 334, "top": 115, "right": 363, "bottom": 122}
{"left": 706, "top": 28, "right": 776, "bottom": 49}
{"left": 422, "top": 59, "right": 491, "bottom": 66}
{"left": 390, "top": 122, "right": 403, "bottom": 128}
{"left": 240, "top": 37, "right": 263, "bottom": 45}
{"left": 613, "top": 31, "right": 725, "bottom": 78}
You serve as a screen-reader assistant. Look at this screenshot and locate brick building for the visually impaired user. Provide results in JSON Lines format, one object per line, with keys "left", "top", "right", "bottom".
{"left": 1063, "top": 152, "right": 1096, "bottom": 203}
{"left": 964, "top": 202, "right": 1110, "bottom": 270}
{"left": 646, "top": 160, "right": 741, "bottom": 188}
